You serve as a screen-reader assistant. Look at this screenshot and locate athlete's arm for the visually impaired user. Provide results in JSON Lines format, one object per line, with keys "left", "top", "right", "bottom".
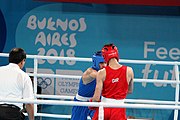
{"left": 26, "top": 103, "right": 34, "bottom": 120}
{"left": 127, "top": 67, "right": 134, "bottom": 94}
{"left": 82, "top": 68, "right": 97, "bottom": 85}
{"left": 92, "top": 68, "right": 106, "bottom": 102}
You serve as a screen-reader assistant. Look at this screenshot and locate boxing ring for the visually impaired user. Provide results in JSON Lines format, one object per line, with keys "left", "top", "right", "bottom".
{"left": 0, "top": 53, "right": 180, "bottom": 120}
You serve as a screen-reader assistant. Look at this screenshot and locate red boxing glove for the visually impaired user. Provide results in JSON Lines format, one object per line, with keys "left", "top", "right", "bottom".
{"left": 88, "top": 98, "right": 100, "bottom": 110}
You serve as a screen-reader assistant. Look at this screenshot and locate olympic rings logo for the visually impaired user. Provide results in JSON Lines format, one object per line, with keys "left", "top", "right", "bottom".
{"left": 37, "top": 77, "right": 52, "bottom": 89}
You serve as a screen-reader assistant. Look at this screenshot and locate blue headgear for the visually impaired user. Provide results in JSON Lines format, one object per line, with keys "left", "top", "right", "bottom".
{"left": 92, "top": 51, "right": 105, "bottom": 71}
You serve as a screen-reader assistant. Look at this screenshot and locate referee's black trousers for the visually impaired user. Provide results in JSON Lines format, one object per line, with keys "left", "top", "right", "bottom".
{"left": 0, "top": 104, "right": 25, "bottom": 120}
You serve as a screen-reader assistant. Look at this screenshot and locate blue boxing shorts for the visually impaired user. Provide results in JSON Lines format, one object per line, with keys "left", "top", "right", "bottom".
{"left": 71, "top": 97, "right": 95, "bottom": 120}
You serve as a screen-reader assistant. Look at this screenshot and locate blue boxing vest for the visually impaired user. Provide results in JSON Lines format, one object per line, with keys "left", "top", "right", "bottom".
{"left": 77, "top": 77, "right": 96, "bottom": 97}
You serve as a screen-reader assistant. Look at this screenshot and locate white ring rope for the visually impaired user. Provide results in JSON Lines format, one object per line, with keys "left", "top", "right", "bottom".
{"left": 34, "top": 94, "right": 177, "bottom": 105}
{"left": 0, "top": 53, "right": 179, "bottom": 65}
{"left": 28, "top": 73, "right": 179, "bottom": 84}
{"left": 0, "top": 98, "right": 180, "bottom": 110}
{"left": 0, "top": 53, "right": 180, "bottom": 119}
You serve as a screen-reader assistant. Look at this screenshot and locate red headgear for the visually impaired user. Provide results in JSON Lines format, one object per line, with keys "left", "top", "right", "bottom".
{"left": 101, "top": 44, "right": 119, "bottom": 64}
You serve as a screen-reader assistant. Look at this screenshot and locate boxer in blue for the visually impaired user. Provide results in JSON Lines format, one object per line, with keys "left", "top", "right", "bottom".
{"left": 71, "top": 51, "right": 106, "bottom": 120}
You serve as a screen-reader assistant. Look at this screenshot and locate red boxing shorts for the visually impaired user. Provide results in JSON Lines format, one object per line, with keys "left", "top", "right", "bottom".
{"left": 92, "top": 107, "right": 127, "bottom": 120}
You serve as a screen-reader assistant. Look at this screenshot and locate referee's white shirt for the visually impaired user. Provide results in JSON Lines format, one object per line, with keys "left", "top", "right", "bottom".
{"left": 0, "top": 63, "right": 34, "bottom": 109}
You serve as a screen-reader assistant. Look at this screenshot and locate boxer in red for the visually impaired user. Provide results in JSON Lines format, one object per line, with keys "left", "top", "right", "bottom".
{"left": 91, "top": 43, "right": 134, "bottom": 120}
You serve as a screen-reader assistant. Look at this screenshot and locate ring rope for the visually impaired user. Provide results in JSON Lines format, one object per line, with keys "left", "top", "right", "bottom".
{"left": 28, "top": 73, "right": 180, "bottom": 84}
{"left": 1, "top": 98, "right": 180, "bottom": 109}
{"left": 0, "top": 53, "right": 179, "bottom": 65}
{"left": 35, "top": 94, "right": 177, "bottom": 105}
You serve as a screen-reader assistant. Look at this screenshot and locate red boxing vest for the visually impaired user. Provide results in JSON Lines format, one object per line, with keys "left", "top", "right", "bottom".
{"left": 102, "top": 65, "right": 128, "bottom": 99}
